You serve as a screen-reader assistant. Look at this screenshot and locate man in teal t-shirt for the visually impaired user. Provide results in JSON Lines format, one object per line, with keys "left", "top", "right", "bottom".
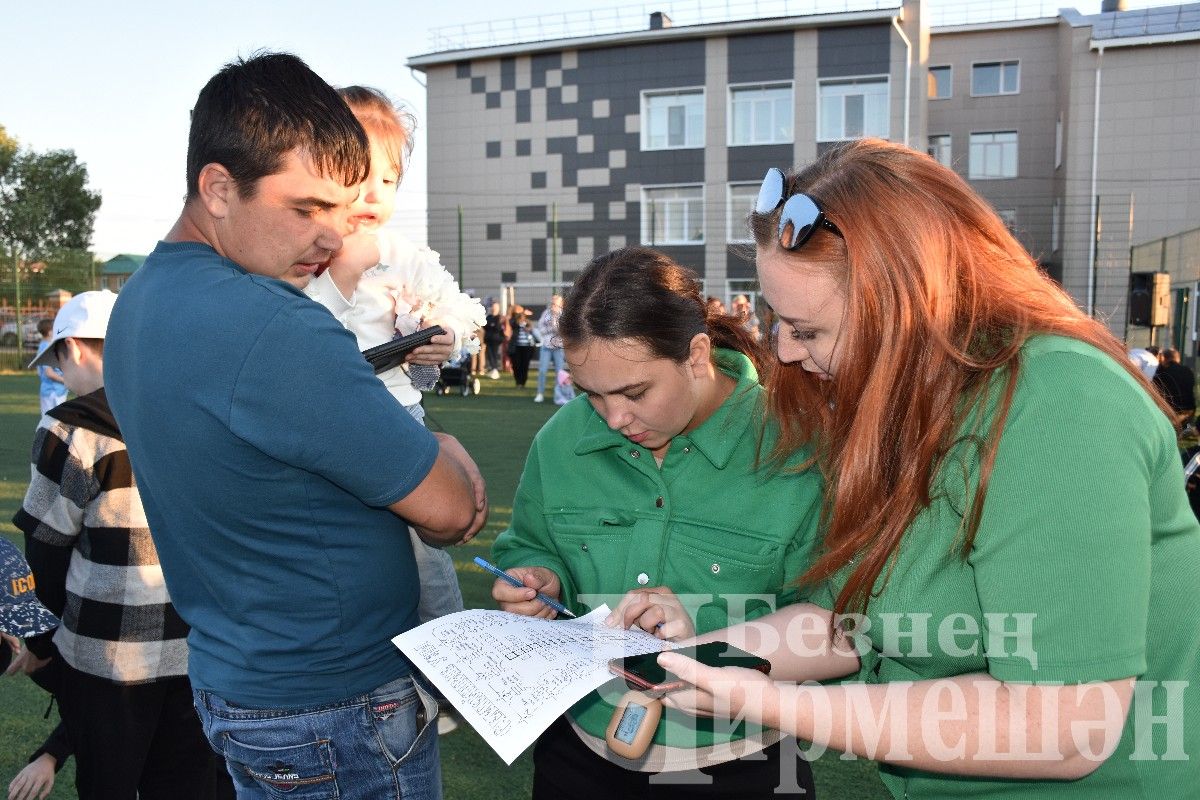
{"left": 104, "top": 53, "right": 486, "bottom": 800}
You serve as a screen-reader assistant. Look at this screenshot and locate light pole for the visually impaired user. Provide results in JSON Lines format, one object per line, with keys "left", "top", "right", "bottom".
{"left": 12, "top": 250, "right": 22, "bottom": 352}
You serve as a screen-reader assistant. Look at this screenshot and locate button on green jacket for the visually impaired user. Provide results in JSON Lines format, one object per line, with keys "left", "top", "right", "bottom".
{"left": 493, "top": 349, "right": 824, "bottom": 749}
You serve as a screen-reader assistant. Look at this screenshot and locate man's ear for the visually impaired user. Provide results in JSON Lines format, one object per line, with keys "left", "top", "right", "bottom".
{"left": 687, "top": 333, "right": 712, "bottom": 378}
{"left": 196, "top": 163, "right": 235, "bottom": 219}
{"left": 59, "top": 337, "right": 84, "bottom": 367}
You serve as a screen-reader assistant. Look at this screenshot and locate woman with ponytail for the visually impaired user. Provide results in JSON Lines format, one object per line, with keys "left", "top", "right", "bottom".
{"left": 491, "top": 247, "right": 823, "bottom": 798}
{"left": 656, "top": 139, "right": 1200, "bottom": 798}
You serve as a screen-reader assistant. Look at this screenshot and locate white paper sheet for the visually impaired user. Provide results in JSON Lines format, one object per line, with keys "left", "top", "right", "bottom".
{"left": 392, "top": 605, "right": 667, "bottom": 764}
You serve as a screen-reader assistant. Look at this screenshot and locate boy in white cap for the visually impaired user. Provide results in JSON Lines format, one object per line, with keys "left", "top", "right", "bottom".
{"left": 15, "top": 290, "right": 231, "bottom": 800}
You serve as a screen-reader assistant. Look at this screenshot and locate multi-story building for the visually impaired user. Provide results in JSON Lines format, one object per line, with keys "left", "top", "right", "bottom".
{"left": 409, "top": 0, "right": 1200, "bottom": 344}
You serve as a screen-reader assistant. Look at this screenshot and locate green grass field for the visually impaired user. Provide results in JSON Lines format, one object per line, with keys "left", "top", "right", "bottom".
{"left": 0, "top": 371, "right": 889, "bottom": 799}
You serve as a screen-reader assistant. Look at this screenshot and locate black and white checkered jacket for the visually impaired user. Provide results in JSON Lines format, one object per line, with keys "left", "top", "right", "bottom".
{"left": 13, "top": 389, "right": 188, "bottom": 684}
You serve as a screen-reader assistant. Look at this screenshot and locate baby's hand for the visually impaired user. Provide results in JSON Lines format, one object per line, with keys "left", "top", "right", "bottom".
{"left": 406, "top": 323, "right": 455, "bottom": 366}
{"left": 326, "top": 232, "right": 380, "bottom": 298}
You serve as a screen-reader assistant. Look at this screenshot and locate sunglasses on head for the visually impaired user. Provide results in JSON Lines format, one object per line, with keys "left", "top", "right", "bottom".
{"left": 754, "top": 167, "right": 842, "bottom": 250}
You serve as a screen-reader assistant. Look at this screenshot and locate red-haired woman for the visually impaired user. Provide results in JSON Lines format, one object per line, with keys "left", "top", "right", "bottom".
{"left": 654, "top": 139, "right": 1200, "bottom": 798}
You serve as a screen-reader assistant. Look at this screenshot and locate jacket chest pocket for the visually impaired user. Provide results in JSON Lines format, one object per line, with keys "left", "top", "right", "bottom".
{"left": 667, "top": 523, "right": 784, "bottom": 634}
{"left": 547, "top": 511, "right": 636, "bottom": 598}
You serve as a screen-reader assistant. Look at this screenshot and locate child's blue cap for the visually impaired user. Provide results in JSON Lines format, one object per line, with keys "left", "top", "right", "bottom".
{"left": 0, "top": 539, "right": 59, "bottom": 638}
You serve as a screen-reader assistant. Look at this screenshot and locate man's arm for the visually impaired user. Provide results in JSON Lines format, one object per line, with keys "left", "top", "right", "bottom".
{"left": 389, "top": 432, "right": 487, "bottom": 546}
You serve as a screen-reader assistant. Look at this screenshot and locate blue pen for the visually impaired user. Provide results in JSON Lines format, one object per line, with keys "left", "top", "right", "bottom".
{"left": 473, "top": 556, "right": 576, "bottom": 618}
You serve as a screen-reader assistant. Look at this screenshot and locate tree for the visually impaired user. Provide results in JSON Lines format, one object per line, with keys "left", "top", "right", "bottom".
{"left": 0, "top": 125, "right": 16, "bottom": 175}
{"left": 0, "top": 128, "right": 101, "bottom": 346}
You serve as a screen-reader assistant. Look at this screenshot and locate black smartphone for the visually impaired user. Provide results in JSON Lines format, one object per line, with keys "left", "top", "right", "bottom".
{"left": 609, "top": 641, "right": 771, "bottom": 692}
{"left": 362, "top": 325, "right": 447, "bottom": 374}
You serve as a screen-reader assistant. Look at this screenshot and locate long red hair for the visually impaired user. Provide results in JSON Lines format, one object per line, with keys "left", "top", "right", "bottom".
{"left": 752, "top": 139, "right": 1171, "bottom": 616}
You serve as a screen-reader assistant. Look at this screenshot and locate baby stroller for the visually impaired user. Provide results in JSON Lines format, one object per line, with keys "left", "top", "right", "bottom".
{"left": 434, "top": 354, "right": 480, "bottom": 397}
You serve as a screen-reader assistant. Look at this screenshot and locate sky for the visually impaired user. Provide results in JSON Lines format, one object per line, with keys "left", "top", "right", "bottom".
{"left": 1, "top": 0, "right": 1162, "bottom": 259}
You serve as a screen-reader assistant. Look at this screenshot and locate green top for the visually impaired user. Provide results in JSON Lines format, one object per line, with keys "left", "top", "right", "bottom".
{"left": 815, "top": 335, "right": 1200, "bottom": 799}
{"left": 493, "top": 349, "right": 823, "bottom": 749}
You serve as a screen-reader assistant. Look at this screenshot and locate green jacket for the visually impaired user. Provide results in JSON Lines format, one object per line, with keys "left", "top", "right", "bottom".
{"left": 493, "top": 349, "right": 823, "bottom": 748}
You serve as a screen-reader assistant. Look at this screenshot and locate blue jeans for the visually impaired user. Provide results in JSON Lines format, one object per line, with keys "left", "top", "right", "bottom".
{"left": 537, "top": 347, "right": 566, "bottom": 396}
{"left": 193, "top": 674, "right": 441, "bottom": 800}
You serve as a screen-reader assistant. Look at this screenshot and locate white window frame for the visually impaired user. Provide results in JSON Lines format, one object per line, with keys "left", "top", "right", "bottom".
{"left": 640, "top": 88, "right": 706, "bottom": 151}
{"left": 928, "top": 65, "right": 952, "bottom": 100}
{"left": 1052, "top": 198, "right": 1061, "bottom": 252}
{"left": 727, "top": 81, "right": 794, "bottom": 147}
{"left": 641, "top": 184, "right": 705, "bottom": 245}
{"left": 1055, "top": 115, "right": 1063, "bottom": 169}
{"left": 970, "top": 60, "right": 1020, "bottom": 97}
{"left": 816, "top": 75, "right": 891, "bottom": 143}
{"left": 927, "top": 133, "right": 952, "bottom": 168}
{"left": 727, "top": 183, "right": 760, "bottom": 244}
{"left": 968, "top": 131, "right": 1019, "bottom": 180}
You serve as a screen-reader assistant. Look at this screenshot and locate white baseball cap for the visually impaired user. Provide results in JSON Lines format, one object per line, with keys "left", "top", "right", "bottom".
{"left": 27, "top": 290, "right": 119, "bottom": 370}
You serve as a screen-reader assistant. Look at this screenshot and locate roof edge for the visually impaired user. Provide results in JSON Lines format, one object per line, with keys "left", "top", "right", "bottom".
{"left": 1091, "top": 29, "right": 1200, "bottom": 49}
{"left": 931, "top": 16, "right": 1058, "bottom": 35}
{"left": 408, "top": 7, "right": 901, "bottom": 68}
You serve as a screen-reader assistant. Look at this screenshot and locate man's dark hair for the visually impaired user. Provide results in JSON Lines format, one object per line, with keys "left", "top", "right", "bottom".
{"left": 186, "top": 52, "right": 370, "bottom": 199}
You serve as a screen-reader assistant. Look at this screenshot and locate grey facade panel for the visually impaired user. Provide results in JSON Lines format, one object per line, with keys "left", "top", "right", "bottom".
{"left": 455, "top": 62, "right": 471, "bottom": 79}
{"left": 486, "top": 141, "right": 500, "bottom": 158}
{"left": 659, "top": 245, "right": 707, "bottom": 276}
{"left": 531, "top": 171, "right": 547, "bottom": 189}
{"left": 728, "top": 32, "right": 795, "bottom": 84}
{"left": 486, "top": 223, "right": 501, "bottom": 240}
{"left": 817, "top": 24, "right": 891, "bottom": 78}
{"left": 728, "top": 144, "right": 794, "bottom": 182}
{"left": 516, "top": 89, "right": 531, "bottom": 123}
{"left": 634, "top": 150, "right": 706, "bottom": 184}
{"left": 816, "top": 140, "right": 841, "bottom": 157}
{"left": 470, "top": 76, "right": 486, "bottom": 94}
{"left": 485, "top": 91, "right": 501, "bottom": 109}
{"left": 577, "top": 39, "right": 706, "bottom": 88}
{"left": 727, "top": 248, "right": 756, "bottom": 280}
{"left": 516, "top": 139, "right": 531, "bottom": 156}
{"left": 531, "top": 239, "right": 547, "bottom": 272}
{"left": 531, "top": 52, "right": 562, "bottom": 89}
{"left": 500, "top": 57, "right": 516, "bottom": 90}
{"left": 516, "top": 205, "right": 547, "bottom": 223}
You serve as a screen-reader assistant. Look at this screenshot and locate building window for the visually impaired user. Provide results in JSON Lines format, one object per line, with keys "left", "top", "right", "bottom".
{"left": 642, "top": 185, "right": 705, "bottom": 245}
{"left": 969, "top": 131, "right": 1018, "bottom": 179}
{"left": 727, "top": 183, "right": 759, "bottom": 243}
{"left": 928, "top": 66, "right": 952, "bottom": 99}
{"left": 927, "top": 134, "right": 952, "bottom": 168}
{"left": 642, "top": 89, "right": 704, "bottom": 150}
{"left": 818, "top": 77, "right": 889, "bottom": 141}
{"left": 729, "top": 83, "right": 793, "bottom": 146}
{"left": 971, "top": 61, "right": 1019, "bottom": 96}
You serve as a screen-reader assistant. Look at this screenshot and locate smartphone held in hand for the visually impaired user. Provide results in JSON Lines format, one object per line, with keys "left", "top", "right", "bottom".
{"left": 608, "top": 641, "right": 771, "bottom": 693}
{"left": 362, "top": 325, "right": 447, "bottom": 374}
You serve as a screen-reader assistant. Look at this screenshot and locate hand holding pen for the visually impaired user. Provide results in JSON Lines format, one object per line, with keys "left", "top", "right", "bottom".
{"left": 477, "top": 557, "right": 576, "bottom": 619}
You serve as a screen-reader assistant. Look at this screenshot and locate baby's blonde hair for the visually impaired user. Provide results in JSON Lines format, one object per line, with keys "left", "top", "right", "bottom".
{"left": 338, "top": 86, "right": 416, "bottom": 179}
